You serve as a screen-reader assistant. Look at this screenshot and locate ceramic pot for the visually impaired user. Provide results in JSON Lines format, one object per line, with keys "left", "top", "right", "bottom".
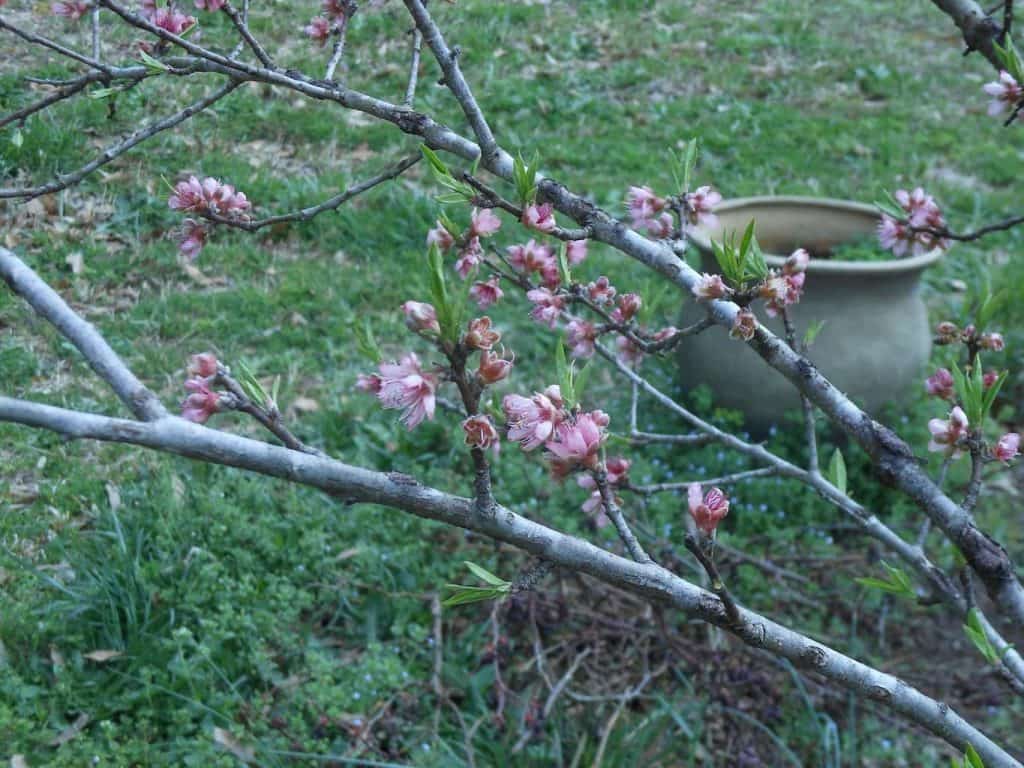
{"left": 678, "top": 196, "right": 944, "bottom": 434}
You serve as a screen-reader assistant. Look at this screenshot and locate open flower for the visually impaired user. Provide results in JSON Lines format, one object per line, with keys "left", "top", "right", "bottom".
{"left": 626, "top": 185, "right": 666, "bottom": 223}
{"left": 879, "top": 187, "right": 950, "bottom": 256}
{"left": 577, "top": 456, "right": 631, "bottom": 515}
{"left": 503, "top": 386, "right": 564, "bottom": 451}
{"left": 526, "top": 287, "right": 565, "bottom": 328}
{"left": 586, "top": 276, "right": 616, "bottom": 305}
{"left": 478, "top": 348, "right": 513, "bottom": 384}
{"left": 153, "top": 6, "right": 196, "bottom": 33}
{"left": 566, "top": 319, "right": 597, "bottom": 358}
{"left": 304, "top": 15, "right": 332, "bottom": 45}
{"left": 181, "top": 378, "right": 221, "bottom": 424}
{"left": 426, "top": 221, "right": 455, "bottom": 251}
{"left": 784, "top": 248, "right": 809, "bottom": 275}
{"left": 545, "top": 410, "right": 609, "bottom": 473}
{"left": 376, "top": 353, "right": 437, "bottom": 430}
{"left": 175, "top": 219, "right": 207, "bottom": 260}
{"left": 927, "top": 406, "right": 969, "bottom": 458}
{"left": 683, "top": 186, "right": 722, "bottom": 228}
{"left": 924, "top": 368, "right": 955, "bottom": 400}
{"left": 470, "top": 208, "right": 502, "bottom": 238}
{"left": 688, "top": 484, "right": 729, "bottom": 535}
{"left": 463, "top": 415, "right": 500, "bottom": 450}
{"left": 994, "top": 433, "right": 1020, "bottom": 462}
{"left": 464, "top": 316, "right": 500, "bottom": 350}
{"left": 401, "top": 301, "right": 440, "bottom": 335}
{"left": 470, "top": 275, "right": 504, "bottom": 309}
{"left": 507, "top": 240, "right": 555, "bottom": 276}
{"left": 522, "top": 202, "right": 556, "bottom": 233}
{"left": 645, "top": 212, "right": 674, "bottom": 239}
{"left": 455, "top": 237, "right": 483, "bottom": 279}
{"left": 983, "top": 70, "right": 1023, "bottom": 116}
{"left": 692, "top": 273, "right": 730, "bottom": 300}
{"left": 566, "top": 240, "right": 588, "bottom": 266}
{"left": 613, "top": 293, "right": 642, "bottom": 323}
{"left": 169, "top": 176, "right": 250, "bottom": 218}
{"left": 730, "top": 308, "right": 757, "bottom": 341}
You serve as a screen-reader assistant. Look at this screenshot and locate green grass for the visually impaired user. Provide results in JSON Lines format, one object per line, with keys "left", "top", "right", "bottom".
{"left": 2, "top": 0, "right": 1023, "bottom": 765}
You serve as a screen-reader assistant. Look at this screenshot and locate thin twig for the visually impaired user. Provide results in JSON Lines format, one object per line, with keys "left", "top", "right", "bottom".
{"left": 593, "top": 469, "right": 652, "bottom": 564}
{"left": 222, "top": 0, "right": 274, "bottom": 67}
{"left": 626, "top": 467, "right": 778, "bottom": 496}
{"left": 403, "top": 28, "right": 422, "bottom": 108}
{"left": 325, "top": 22, "right": 349, "bottom": 81}
{"left": 683, "top": 534, "right": 742, "bottom": 627}
{"left": 0, "top": 18, "right": 114, "bottom": 75}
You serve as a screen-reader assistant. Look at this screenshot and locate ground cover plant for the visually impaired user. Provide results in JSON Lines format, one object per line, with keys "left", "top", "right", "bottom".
{"left": 2, "top": 0, "right": 1024, "bottom": 765}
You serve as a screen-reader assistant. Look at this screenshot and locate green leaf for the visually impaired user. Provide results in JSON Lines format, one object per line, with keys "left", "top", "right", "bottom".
{"left": 855, "top": 561, "right": 915, "bottom": 599}
{"left": 964, "top": 609, "right": 1000, "bottom": 665}
{"left": 965, "top": 743, "right": 985, "bottom": 768}
{"left": 139, "top": 49, "right": 169, "bottom": 72}
{"left": 803, "top": 320, "right": 827, "bottom": 347}
{"left": 426, "top": 244, "right": 461, "bottom": 344}
{"left": 873, "top": 198, "right": 905, "bottom": 220}
{"left": 828, "top": 449, "right": 847, "bottom": 495}
{"left": 441, "top": 585, "right": 508, "bottom": 607}
{"left": 854, "top": 577, "right": 908, "bottom": 594}
{"left": 236, "top": 360, "right": 269, "bottom": 407}
{"left": 556, "top": 242, "right": 571, "bottom": 286}
{"left": 89, "top": 86, "right": 123, "bottom": 100}
{"left": 463, "top": 561, "right": 508, "bottom": 588}
{"left": 420, "top": 145, "right": 449, "bottom": 176}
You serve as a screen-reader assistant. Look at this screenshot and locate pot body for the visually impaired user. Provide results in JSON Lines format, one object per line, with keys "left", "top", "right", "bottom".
{"left": 678, "top": 197, "right": 942, "bottom": 434}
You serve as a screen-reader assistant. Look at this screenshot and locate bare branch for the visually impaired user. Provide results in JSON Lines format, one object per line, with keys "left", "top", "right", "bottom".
{"left": 627, "top": 467, "right": 778, "bottom": 496}
{"left": 0, "top": 17, "right": 114, "bottom": 75}
{"left": 222, "top": 0, "right": 274, "bottom": 68}
{"left": 930, "top": 0, "right": 1003, "bottom": 68}
{"left": 403, "top": 28, "right": 422, "bottom": 108}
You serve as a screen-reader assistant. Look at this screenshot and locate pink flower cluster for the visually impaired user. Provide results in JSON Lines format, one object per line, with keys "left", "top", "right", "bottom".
{"left": 878, "top": 188, "right": 950, "bottom": 257}
{"left": 305, "top": 0, "right": 352, "bottom": 46}
{"left": 983, "top": 71, "right": 1023, "bottom": 117}
{"left": 626, "top": 186, "right": 672, "bottom": 238}
{"left": 168, "top": 176, "right": 251, "bottom": 259}
{"left": 140, "top": 2, "right": 197, "bottom": 34}
{"left": 682, "top": 186, "right": 722, "bottom": 229}
{"left": 759, "top": 248, "right": 808, "bottom": 317}
{"left": 508, "top": 240, "right": 560, "bottom": 289}
{"left": 927, "top": 406, "right": 969, "bottom": 458}
{"left": 180, "top": 352, "right": 221, "bottom": 423}
{"left": 52, "top": 1, "right": 91, "bottom": 20}
{"left": 688, "top": 484, "right": 730, "bottom": 535}
{"left": 358, "top": 353, "right": 438, "bottom": 430}
{"left": 577, "top": 457, "right": 631, "bottom": 523}
{"left": 427, "top": 208, "right": 503, "bottom": 280}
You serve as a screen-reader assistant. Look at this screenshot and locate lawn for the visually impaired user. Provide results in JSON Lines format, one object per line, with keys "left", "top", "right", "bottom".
{"left": 1, "top": 0, "right": 1023, "bottom": 765}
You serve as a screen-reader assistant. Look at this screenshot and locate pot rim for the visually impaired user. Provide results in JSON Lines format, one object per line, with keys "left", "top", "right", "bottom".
{"left": 689, "top": 195, "right": 946, "bottom": 276}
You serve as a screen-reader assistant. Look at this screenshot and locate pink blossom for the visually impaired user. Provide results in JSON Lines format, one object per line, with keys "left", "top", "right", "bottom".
{"left": 187, "top": 352, "right": 219, "bottom": 379}
{"left": 994, "top": 433, "right": 1020, "bottom": 462}
{"left": 927, "top": 406, "right": 969, "bottom": 458}
{"left": 983, "top": 70, "right": 1023, "bottom": 116}
{"left": 376, "top": 353, "right": 437, "bottom": 430}
{"left": 470, "top": 208, "right": 502, "bottom": 238}
{"left": 692, "top": 273, "right": 730, "bottom": 300}
{"left": 688, "top": 484, "right": 729, "bottom": 535}
{"left": 615, "top": 335, "right": 644, "bottom": 366}
{"left": 463, "top": 415, "right": 500, "bottom": 450}
{"left": 321, "top": 0, "right": 351, "bottom": 20}
{"left": 426, "top": 221, "right": 455, "bottom": 251}
{"left": 613, "top": 293, "right": 642, "bottom": 323}
{"left": 140, "top": 0, "right": 157, "bottom": 19}
{"left": 503, "top": 387, "right": 565, "bottom": 451}
{"left": 784, "top": 248, "right": 810, "bottom": 276}
{"left": 761, "top": 272, "right": 805, "bottom": 317}
{"left": 626, "top": 186, "right": 665, "bottom": 223}
{"left": 401, "top": 301, "right": 440, "bottom": 335}
{"left": 304, "top": 15, "right": 332, "bottom": 46}
{"left": 470, "top": 275, "right": 504, "bottom": 309}
{"left": 653, "top": 326, "right": 678, "bottom": 343}
{"left": 181, "top": 378, "right": 221, "bottom": 424}
{"left": 521, "top": 202, "right": 556, "bottom": 233}
{"left": 980, "top": 332, "right": 1005, "bottom": 351}
{"left": 878, "top": 215, "right": 913, "bottom": 257}
{"left": 355, "top": 373, "right": 382, "bottom": 393}
{"left": 984, "top": 370, "right": 1000, "bottom": 389}
{"left": 566, "top": 319, "right": 597, "bottom": 358}
{"left": 540, "top": 260, "right": 562, "bottom": 290}
{"left": 645, "top": 212, "right": 674, "bottom": 239}
{"left": 586, "top": 276, "right": 616, "bottom": 305}
{"left": 924, "top": 368, "right": 955, "bottom": 400}
{"left": 52, "top": 1, "right": 91, "bottom": 20}
{"left": 527, "top": 287, "right": 565, "bottom": 328}
{"left": 169, "top": 176, "right": 250, "bottom": 219}
{"left": 566, "top": 240, "right": 588, "bottom": 266}
{"left": 879, "top": 188, "right": 950, "bottom": 256}
{"left": 730, "top": 308, "right": 757, "bottom": 341}
{"left": 683, "top": 186, "right": 722, "bottom": 228}
{"left": 506, "top": 240, "right": 555, "bottom": 276}
{"left": 153, "top": 6, "right": 196, "bottom": 33}
{"left": 455, "top": 237, "right": 483, "bottom": 279}
{"left": 464, "top": 316, "right": 500, "bottom": 350}
{"left": 545, "top": 410, "right": 609, "bottom": 473}
{"left": 577, "top": 456, "right": 630, "bottom": 514}
{"left": 478, "top": 349, "right": 513, "bottom": 384}
{"left": 936, "top": 321, "right": 960, "bottom": 342}
{"left": 175, "top": 218, "right": 207, "bottom": 260}
{"left": 194, "top": 0, "right": 226, "bottom": 10}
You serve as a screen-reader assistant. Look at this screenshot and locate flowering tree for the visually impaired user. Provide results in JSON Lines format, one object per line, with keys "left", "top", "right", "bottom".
{"left": 2, "top": 0, "right": 1024, "bottom": 763}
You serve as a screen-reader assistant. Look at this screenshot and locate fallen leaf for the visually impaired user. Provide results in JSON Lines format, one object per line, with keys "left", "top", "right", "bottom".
{"left": 83, "top": 650, "right": 123, "bottom": 663}
{"left": 213, "top": 727, "right": 256, "bottom": 763}
{"left": 49, "top": 713, "right": 89, "bottom": 747}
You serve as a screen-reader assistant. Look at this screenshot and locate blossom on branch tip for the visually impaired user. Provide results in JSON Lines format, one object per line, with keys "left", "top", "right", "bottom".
{"left": 153, "top": 6, "right": 197, "bottom": 33}
{"left": 586, "top": 276, "right": 616, "bottom": 305}
{"left": 521, "top": 203, "right": 556, "bottom": 233}
{"left": 924, "top": 368, "right": 955, "bottom": 400}
{"left": 566, "top": 240, "right": 588, "bottom": 266}
{"left": 463, "top": 415, "right": 500, "bottom": 450}
{"left": 470, "top": 208, "right": 502, "bottom": 238}
{"left": 784, "top": 248, "right": 809, "bottom": 275}
{"left": 376, "top": 353, "right": 437, "bottom": 430}
{"left": 566, "top": 319, "right": 597, "bottom": 359}
{"left": 503, "top": 387, "right": 564, "bottom": 451}
{"left": 455, "top": 237, "right": 482, "bottom": 279}
{"left": 683, "top": 186, "right": 722, "bottom": 229}
{"left": 401, "top": 301, "right": 440, "bottom": 335}
{"left": 927, "top": 406, "right": 969, "bottom": 458}
{"left": 478, "top": 349, "right": 513, "bottom": 384}
{"left": 175, "top": 219, "right": 207, "bottom": 260}
{"left": 464, "top": 316, "right": 500, "bottom": 350}
{"left": 612, "top": 293, "right": 642, "bottom": 323}
{"left": 761, "top": 272, "right": 805, "bottom": 317}
{"left": 615, "top": 335, "right": 644, "bottom": 366}
{"left": 878, "top": 187, "right": 949, "bottom": 256}
{"left": 545, "top": 410, "right": 609, "bottom": 474}
{"left": 181, "top": 378, "right": 221, "bottom": 424}
{"left": 426, "top": 221, "right": 455, "bottom": 251}
{"left": 688, "top": 484, "right": 729, "bottom": 535}
{"left": 983, "top": 70, "right": 1023, "bottom": 117}
{"left": 169, "top": 176, "right": 251, "bottom": 219}
{"left": 52, "top": 1, "right": 91, "bottom": 20}
{"left": 304, "top": 15, "right": 332, "bottom": 46}
{"left": 730, "top": 308, "right": 757, "bottom": 341}
{"left": 626, "top": 185, "right": 665, "bottom": 223}
{"left": 994, "top": 433, "right": 1020, "bottom": 462}
{"left": 527, "top": 287, "right": 565, "bottom": 328}
{"left": 187, "top": 352, "right": 219, "bottom": 379}
{"left": 507, "top": 240, "right": 555, "bottom": 276}
{"left": 470, "top": 275, "right": 504, "bottom": 309}
{"left": 692, "top": 273, "right": 730, "bottom": 300}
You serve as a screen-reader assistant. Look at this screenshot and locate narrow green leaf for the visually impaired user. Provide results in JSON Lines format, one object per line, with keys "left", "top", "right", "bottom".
{"left": 854, "top": 577, "right": 907, "bottom": 595}
{"left": 420, "top": 145, "right": 449, "bottom": 176}
{"left": 964, "top": 744, "right": 984, "bottom": 768}
{"left": 139, "top": 49, "right": 169, "bottom": 72}
{"left": 441, "top": 585, "right": 508, "bottom": 607}
{"left": 803, "top": 320, "right": 827, "bottom": 347}
{"left": 828, "top": 449, "right": 847, "bottom": 495}
{"left": 463, "top": 561, "right": 509, "bottom": 587}
{"left": 557, "top": 242, "right": 571, "bottom": 286}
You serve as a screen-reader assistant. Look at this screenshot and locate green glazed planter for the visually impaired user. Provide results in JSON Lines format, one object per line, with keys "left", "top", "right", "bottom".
{"left": 679, "top": 196, "right": 945, "bottom": 434}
